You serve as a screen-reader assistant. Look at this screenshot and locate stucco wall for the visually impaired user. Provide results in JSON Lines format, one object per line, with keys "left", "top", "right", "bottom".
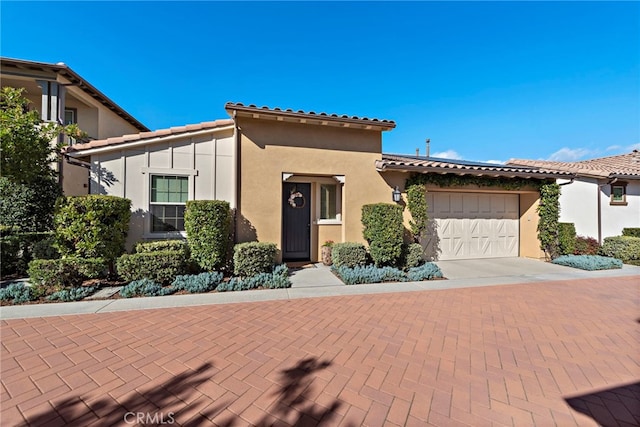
{"left": 558, "top": 178, "right": 640, "bottom": 240}
{"left": 600, "top": 180, "right": 640, "bottom": 239}
{"left": 237, "top": 118, "right": 395, "bottom": 261}
{"left": 89, "top": 129, "right": 235, "bottom": 249}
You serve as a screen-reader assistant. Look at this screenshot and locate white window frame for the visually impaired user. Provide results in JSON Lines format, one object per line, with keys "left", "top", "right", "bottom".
{"left": 142, "top": 168, "right": 197, "bottom": 238}
{"left": 316, "top": 177, "right": 343, "bottom": 225}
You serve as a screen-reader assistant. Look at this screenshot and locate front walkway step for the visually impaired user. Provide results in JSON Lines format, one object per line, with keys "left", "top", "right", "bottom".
{"left": 288, "top": 263, "right": 344, "bottom": 288}
{"left": 85, "top": 286, "right": 122, "bottom": 300}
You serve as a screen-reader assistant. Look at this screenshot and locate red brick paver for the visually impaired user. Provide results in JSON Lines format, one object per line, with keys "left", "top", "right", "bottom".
{"left": 1, "top": 276, "right": 639, "bottom": 426}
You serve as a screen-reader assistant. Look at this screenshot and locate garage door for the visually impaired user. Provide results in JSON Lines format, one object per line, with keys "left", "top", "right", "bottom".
{"left": 425, "top": 192, "right": 519, "bottom": 260}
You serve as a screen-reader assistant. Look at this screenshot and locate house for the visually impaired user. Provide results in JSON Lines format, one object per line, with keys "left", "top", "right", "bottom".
{"left": 508, "top": 151, "right": 640, "bottom": 242}
{"left": 0, "top": 57, "right": 149, "bottom": 195}
{"left": 66, "top": 102, "right": 571, "bottom": 262}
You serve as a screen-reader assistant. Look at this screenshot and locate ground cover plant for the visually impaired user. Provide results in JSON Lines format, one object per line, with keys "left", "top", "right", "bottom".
{"left": 333, "top": 262, "right": 443, "bottom": 285}
{"left": 552, "top": 255, "right": 622, "bottom": 271}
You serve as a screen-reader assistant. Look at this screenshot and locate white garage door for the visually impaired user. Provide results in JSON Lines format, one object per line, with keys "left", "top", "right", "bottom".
{"left": 425, "top": 192, "right": 519, "bottom": 260}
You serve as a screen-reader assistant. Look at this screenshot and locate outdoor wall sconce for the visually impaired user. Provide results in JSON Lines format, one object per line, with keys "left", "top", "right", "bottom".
{"left": 392, "top": 186, "right": 402, "bottom": 203}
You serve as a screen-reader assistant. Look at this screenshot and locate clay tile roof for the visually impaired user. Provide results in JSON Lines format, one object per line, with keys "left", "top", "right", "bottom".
{"left": 376, "top": 154, "right": 573, "bottom": 179}
{"left": 507, "top": 150, "right": 640, "bottom": 179}
{"left": 224, "top": 102, "right": 396, "bottom": 130}
{"left": 66, "top": 119, "right": 234, "bottom": 154}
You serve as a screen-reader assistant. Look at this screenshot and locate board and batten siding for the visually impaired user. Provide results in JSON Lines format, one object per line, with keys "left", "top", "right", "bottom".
{"left": 89, "top": 129, "right": 235, "bottom": 248}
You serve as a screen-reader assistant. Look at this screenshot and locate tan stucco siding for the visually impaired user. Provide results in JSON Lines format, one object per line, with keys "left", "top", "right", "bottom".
{"left": 519, "top": 192, "right": 545, "bottom": 259}
{"left": 237, "top": 119, "right": 394, "bottom": 260}
{"left": 90, "top": 129, "right": 235, "bottom": 249}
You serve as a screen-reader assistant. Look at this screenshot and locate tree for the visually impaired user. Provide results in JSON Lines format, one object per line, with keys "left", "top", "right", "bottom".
{"left": 0, "top": 86, "right": 83, "bottom": 184}
{"left": 0, "top": 87, "right": 84, "bottom": 232}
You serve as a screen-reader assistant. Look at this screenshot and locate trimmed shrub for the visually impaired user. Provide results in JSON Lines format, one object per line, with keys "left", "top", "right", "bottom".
{"left": 1, "top": 232, "right": 57, "bottom": 277}
{"left": 600, "top": 236, "right": 640, "bottom": 264}
{"left": 116, "top": 250, "right": 188, "bottom": 284}
{"left": 217, "top": 264, "right": 291, "bottom": 292}
{"left": 171, "top": 272, "right": 223, "bottom": 293}
{"left": 54, "top": 195, "right": 131, "bottom": 264}
{"left": 135, "top": 239, "right": 190, "bottom": 256}
{"left": 46, "top": 286, "right": 98, "bottom": 302}
{"left": 622, "top": 228, "right": 640, "bottom": 238}
{"left": 27, "top": 257, "right": 107, "bottom": 295}
{"left": 119, "top": 279, "right": 175, "bottom": 298}
{"left": 233, "top": 242, "right": 277, "bottom": 277}
{"left": 558, "top": 223, "right": 576, "bottom": 255}
{"left": 0, "top": 282, "right": 36, "bottom": 304}
{"left": 552, "top": 255, "right": 622, "bottom": 270}
{"left": 334, "top": 265, "right": 407, "bottom": 285}
{"left": 185, "top": 200, "right": 231, "bottom": 271}
{"left": 406, "top": 263, "right": 443, "bottom": 281}
{"left": 401, "top": 243, "right": 424, "bottom": 269}
{"left": 361, "top": 203, "right": 404, "bottom": 266}
{"left": 574, "top": 236, "right": 600, "bottom": 255}
{"left": 331, "top": 242, "right": 367, "bottom": 268}
{"left": 0, "top": 176, "right": 62, "bottom": 232}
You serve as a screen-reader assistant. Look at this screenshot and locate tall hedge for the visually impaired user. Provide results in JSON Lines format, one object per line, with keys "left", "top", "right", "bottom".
{"left": 537, "top": 183, "right": 561, "bottom": 259}
{"left": 54, "top": 195, "right": 131, "bottom": 262}
{"left": 184, "top": 200, "right": 231, "bottom": 271}
{"left": 558, "top": 222, "right": 576, "bottom": 255}
{"left": 361, "top": 203, "right": 404, "bottom": 266}
{"left": 0, "top": 176, "right": 62, "bottom": 232}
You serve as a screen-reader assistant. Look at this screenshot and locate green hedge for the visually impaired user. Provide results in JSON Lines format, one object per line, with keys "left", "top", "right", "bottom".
{"left": 558, "top": 223, "right": 576, "bottom": 255}
{"left": 116, "top": 250, "right": 188, "bottom": 284}
{"left": 54, "top": 195, "right": 131, "bottom": 262}
{"left": 184, "top": 200, "right": 231, "bottom": 271}
{"left": 135, "top": 239, "right": 190, "bottom": 256}
{"left": 233, "top": 242, "right": 277, "bottom": 277}
{"left": 361, "top": 203, "right": 404, "bottom": 266}
{"left": 331, "top": 242, "right": 367, "bottom": 268}
{"left": 401, "top": 243, "right": 424, "bottom": 269}
{"left": 1, "top": 232, "right": 58, "bottom": 277}
{"left": 600, "top": 236, "right": 640, "bottom": 264}
{"left": 27, "top": 257, "right": 107, "bottom": 295}
{"left": 0, "top": 176, "right": 62, "bottom": 232}
{"left": 622, "top": 228, "right": 640, "bottom": 238}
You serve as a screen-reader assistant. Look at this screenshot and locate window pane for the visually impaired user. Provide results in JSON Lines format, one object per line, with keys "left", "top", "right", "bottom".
{"left": 151, "top": 175, "right": 188, "bottom": 203}
{"left": 612, "top": 186, "right": 624, "bottom": 202}
{"left": 320, "top": 184, "right": 337, "bottom": 219}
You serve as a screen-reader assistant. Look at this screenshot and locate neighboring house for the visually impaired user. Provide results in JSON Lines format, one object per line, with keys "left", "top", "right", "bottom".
{"left": 0, "top": 57, "right": 149, "bottom": 195}
{"left": 508, "top": 151, "right": 640, "bottom": 243}
{"left": 67, "top": 102, "right": 571, "bottom": 262}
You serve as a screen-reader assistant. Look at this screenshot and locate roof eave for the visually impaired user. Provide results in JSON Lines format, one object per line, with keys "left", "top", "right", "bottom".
{"left": 225, "top": 103, "right": 396, "bottom": 131}
{"left": 376, "top": 163, "right": 570, "bottom": 180}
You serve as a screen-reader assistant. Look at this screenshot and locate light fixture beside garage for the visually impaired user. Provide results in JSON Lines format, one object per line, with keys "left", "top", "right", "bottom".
{"left": 392, "top": 186, "right": 402, "bottom": 203}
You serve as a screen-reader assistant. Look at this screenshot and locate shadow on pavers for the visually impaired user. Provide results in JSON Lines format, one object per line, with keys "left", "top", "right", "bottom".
{"left": 564, "top": 381, "right": 640, "bottom": 427}
{"left": 20, "top": 358, "right": 350, "bottom": 426}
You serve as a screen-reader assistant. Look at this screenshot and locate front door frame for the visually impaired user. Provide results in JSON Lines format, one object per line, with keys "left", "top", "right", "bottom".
{"left": 282, "top": 182, "right": 312, "bottom": 261}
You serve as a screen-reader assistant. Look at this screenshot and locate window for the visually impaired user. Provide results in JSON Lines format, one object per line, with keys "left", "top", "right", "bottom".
{"left": 320, "top": 184, "right": 337, "bottom": 219}
{"left": 610, "top": 182, "right": 627, "bottom": 205}
{"left": 64, "top": 108, "right": 77, "bottom": 145}
{"left": 150, "top": 175, "right": 188, "bottom": 232}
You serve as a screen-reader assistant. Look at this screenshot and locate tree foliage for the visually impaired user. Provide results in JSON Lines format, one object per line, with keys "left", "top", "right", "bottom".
{"left": 537, "top": 183, "right": 561, "bottom": 259}
{"left": 0, "top": 87, "right": 83, "bottom": 184}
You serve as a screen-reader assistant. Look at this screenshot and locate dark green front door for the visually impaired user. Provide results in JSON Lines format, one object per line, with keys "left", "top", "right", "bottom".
{"left": 282, "top": 183, "right": 311, "bottom": 260}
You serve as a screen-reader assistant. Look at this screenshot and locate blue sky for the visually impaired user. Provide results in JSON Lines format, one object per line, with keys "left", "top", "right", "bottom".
{"left": 2, "top": 1, "right": 638, "bottom": 163}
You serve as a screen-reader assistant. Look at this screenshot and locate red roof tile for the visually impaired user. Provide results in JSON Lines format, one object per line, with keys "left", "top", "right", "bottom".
{"left": 225, "top": 102, "right": 396, "bottom": 130}
{"left": 507, "top": 150, "right": 640, "bottom": 179}
{"left": 376, "top": 154, "right": 573, "bottom": 179}
{"left": 65, "top": 119, "right": 234, "bottom": 153}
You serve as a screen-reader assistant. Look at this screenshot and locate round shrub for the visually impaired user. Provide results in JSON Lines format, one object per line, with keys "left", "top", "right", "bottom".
{"left": 27, "top": 257, "right": 107, "bottom": 295}
{"left": 361, "top": 203, "right": 404, "bottom": 266}
{"left": 331, "top": 242, "right": 367, "bottom": 268}
{"left": 599, "top": 236, "right": 640, "bottom": 264}
{"left": 116, "top": 250, "right": 188, "bottom": 284}
{"left": 574, "top": 236, "right": 600, "bottom": 255}
{"left": 184, "top": 200, "right": 231, "bottom": 271}
{"left": 233, "top": 242, "right": 277, "bottom": 277}
{"left": 54, "top": 195, "right": 131, "bottom": 262}
{"left": 402, "top": 243, "right": 425, "bottom": 269}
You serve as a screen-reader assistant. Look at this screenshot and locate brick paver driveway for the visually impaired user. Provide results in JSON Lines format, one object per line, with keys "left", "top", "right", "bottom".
{"left": 2, "top": 276, "right": 639, "bottom": 426}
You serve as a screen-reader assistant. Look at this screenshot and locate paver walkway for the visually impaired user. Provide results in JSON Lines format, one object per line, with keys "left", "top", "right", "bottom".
{"left": 1, "top": 276, "right": 638, "bottom": 426}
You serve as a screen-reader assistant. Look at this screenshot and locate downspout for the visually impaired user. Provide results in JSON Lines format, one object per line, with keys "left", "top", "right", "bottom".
{"left": 597, "top": 177, "right": 618, "bottom": 244}
{"left": 232, "top": 110, "right": 240, "bottom": 241}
